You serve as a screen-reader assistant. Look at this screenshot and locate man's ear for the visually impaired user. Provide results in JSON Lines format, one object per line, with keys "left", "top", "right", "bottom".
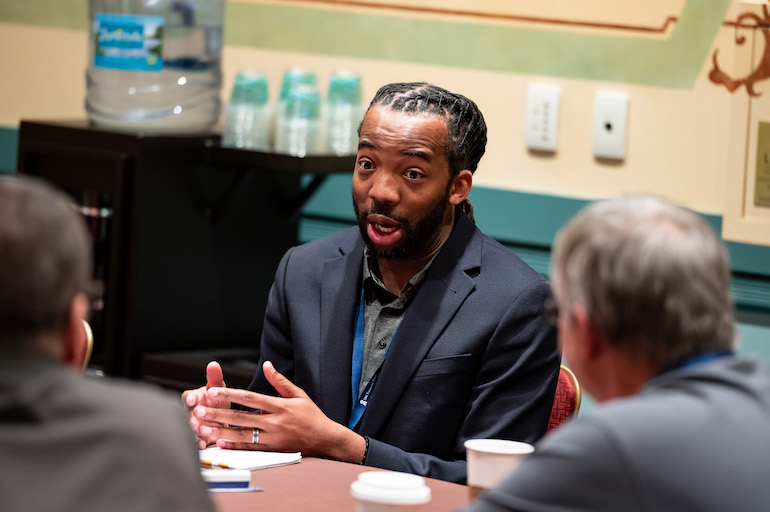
{"left": 448, "top": 169, "right": 472, "bottom": 206}
{"left": 63, "top": 293, "right": 89, "bottom": 371}
{"left": 572, "top": 304, "right": 606, "bottom": 360}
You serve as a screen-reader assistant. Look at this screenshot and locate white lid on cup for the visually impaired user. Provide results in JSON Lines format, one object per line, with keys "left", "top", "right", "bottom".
{"left": 350, "top": 471, "right": 432, "bottom": 505}
{"left": 464, "top": 439, "right": 535, "bottom": 455}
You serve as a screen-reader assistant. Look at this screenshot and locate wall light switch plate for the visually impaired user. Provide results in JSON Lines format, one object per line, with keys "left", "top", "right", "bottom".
{"left": 593, "top": 91, "right": 628, "bottom": 160}
{"left": 525, "top": 84, "right": 560, "bottom": 152}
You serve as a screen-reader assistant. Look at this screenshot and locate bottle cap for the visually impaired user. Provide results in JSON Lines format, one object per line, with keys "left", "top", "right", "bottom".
{"left": 230, "top": 70, "right": 269, "bottom": 105}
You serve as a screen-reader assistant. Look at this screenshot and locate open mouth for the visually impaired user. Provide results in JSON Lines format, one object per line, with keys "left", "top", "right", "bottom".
{"left": 367, "top": 214, "right": 403, "bottom": 247}
{"left": 373, "top": 222, "right": 397, "bottom": 233}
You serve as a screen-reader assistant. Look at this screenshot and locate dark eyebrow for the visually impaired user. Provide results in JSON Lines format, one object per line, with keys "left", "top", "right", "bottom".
{"left": 403, "top": 150, "right": 430, "bottom": 162}
{"left": 358, "top": 140, "right": 375, "bottom": 150}
{"left": 356, "top": 141, "right": 430, "bottom": 162}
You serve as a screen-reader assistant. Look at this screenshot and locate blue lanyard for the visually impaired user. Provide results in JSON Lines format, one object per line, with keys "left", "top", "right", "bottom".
{"left": 660, "top": 349, "right": 734, "bottom": 375}
{"left": 348, "top": 288, "right": 396, "bottom": 430}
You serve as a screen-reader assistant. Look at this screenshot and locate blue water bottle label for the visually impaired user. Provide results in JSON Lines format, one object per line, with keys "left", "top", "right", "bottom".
{"left": 93, "top": 13, "right": 164, "bottom": 71}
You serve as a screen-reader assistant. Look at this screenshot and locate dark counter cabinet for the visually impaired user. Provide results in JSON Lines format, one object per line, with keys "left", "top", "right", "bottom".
{"left": 17, "top": 120, "right": 353, "bottom": 390}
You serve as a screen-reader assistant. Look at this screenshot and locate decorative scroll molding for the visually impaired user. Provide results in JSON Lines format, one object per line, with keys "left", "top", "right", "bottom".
{"left": 710, "top": 5, "right": 770, "bottom": 97}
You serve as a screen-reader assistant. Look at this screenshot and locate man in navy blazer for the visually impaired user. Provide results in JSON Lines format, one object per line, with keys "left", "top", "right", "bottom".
{"left": 185, "top": 82, "right": 559, "bottom": 483}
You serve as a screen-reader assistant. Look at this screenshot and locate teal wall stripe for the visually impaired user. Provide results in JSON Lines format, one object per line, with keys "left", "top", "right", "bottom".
{"left": 733, "top": 275, "right": 770, "bottom": 312}
{"left": 1, "top": 126, "right": 768, "bottom": 309}
{"left": 0, "top": 126, "right": 19, "bottom": 173}
{"left": 299, "top": 216, "right": 356, "bottom": 244}
{"left": 298, "top": 215, "right": 554, "bottom": 276}
{"left": 303, "top": 173, "right": 357, "bottom": 221}
{"left": 700, "top": 216, "right": 770, "bottom": 278}
{"left": 302, "top": 173, "right": 770, "bottom": 277}
{"left": 467, "top": 187, "right": 585, "bottom": 248}
{"left": 301, "top": 171, "right": 770, "bottom": 312}
{"left": 580, "top": 319, "right": 770, "bottom": 409}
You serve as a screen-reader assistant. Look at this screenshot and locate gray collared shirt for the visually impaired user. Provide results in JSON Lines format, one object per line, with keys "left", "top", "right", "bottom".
{"left": 356, "top": 248, "right": 436, "bottom": 398}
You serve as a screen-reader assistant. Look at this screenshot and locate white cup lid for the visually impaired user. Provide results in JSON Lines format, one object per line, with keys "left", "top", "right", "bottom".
{"left": 464, "top": 439, "right": 535, "bottom": 455}
{"left": 350, "top": 471, "right": 431, "bottom": 505}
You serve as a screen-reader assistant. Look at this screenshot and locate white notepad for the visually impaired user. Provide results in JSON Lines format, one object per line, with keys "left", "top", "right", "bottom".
{"left": 199, "top": 447, "right": 302, "bottom": 470}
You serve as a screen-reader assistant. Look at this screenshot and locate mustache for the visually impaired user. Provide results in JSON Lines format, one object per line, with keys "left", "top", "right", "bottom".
{"left": 359, "top": 204, "right": 409, "bottom": 226}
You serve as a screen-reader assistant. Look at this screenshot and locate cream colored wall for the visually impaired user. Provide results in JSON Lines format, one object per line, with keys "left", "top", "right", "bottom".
{"left": 0, "top": 23, "right": 87, "bottom": 125}
{"left": 221, "top": 47, "right": 734, "bottom": 214}
{"left": 0, "top": 1, "right": 761, "bottom": 216}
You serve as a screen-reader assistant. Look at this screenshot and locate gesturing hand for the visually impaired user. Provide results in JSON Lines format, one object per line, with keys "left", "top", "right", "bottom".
{"left": 181, "top": 361, "right": 230, "bottom": 448}
{"left": 193, "top": 361, "right": 366, "bottom": 463}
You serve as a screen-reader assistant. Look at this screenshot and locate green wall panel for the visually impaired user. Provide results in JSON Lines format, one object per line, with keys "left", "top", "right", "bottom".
{"left": 1, "top": 0, "right": 731, "bottom": 88}
{"left": 224, "top": 0, "right": 730, "bottom": 89}
{"left": 0, "top": 0, "right": 87, "bottom": 30}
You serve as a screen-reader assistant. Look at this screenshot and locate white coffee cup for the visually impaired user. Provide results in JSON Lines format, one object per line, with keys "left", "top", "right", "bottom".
{"left": 464, "top": 439, "right": 534, "bottom": 499}
{"left": 350, "top": 471, "right": 432, "bottom": 512}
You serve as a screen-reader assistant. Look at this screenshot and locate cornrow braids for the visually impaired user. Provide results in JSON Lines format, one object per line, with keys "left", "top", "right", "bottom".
{"left": 362, "top": 82, "right": 488, "bottom": 179}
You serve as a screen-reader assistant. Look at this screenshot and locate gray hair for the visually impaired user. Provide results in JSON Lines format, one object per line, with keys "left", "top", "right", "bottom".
{"left": 0, "top": 175, "right": 92, "bottom": 351}
{"left": 550, "top": 194, "right": 735, "bottom": 368}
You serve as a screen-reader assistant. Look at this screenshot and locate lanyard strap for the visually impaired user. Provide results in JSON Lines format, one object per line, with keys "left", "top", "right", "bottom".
{"left": 348, "top": 288, "right": 396, "bottom": 430}
{"left": 660, "top": 349, "right": 734, "bottom": 375}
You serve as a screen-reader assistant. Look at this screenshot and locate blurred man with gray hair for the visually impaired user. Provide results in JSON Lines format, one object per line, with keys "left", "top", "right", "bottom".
{"left": 464, "top": 194, "right": 770, "bottom": 511}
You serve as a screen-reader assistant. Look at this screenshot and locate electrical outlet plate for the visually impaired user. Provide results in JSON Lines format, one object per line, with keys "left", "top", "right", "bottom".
{"left": 593, "top": 91, "right": 628, "bottom": 160}
{"left": 525, "top": 84, "right": 560, "bottom": 152}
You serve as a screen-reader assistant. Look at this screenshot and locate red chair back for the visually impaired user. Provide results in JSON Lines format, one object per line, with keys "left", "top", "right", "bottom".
{"left": 548, "top": 365, "right": 581, "bottom": 432}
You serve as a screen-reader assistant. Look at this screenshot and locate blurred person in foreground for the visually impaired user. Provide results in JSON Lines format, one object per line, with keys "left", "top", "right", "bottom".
{"left": 463, "top": 194, "right": 770, "bottom": 511}
{"left": 0, "top": 175, "right": 214, "bottom": 512}
{"left": 183, "top": 82, "right": 560, "bottom": 483}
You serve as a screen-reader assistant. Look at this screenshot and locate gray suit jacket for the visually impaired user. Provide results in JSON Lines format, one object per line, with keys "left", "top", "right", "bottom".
{"left": 250, "top": 213, "right": 559, "bottom": 483}
{"left": 0, "top": 355, "right": 213, "bottom": 512}
{"left": 464, "top": 357, "right": 770, "bottom": 511}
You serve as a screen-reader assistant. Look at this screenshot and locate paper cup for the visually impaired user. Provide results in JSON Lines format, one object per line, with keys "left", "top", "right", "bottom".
{"left": 464, "top": 439, "right": 534, "bottom": 499}
{"left": 350, "top": 471, "right": 431, "bottom": 512}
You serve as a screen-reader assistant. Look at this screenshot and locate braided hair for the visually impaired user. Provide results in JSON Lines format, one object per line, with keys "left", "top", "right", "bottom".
{"left": 361, "top": 82, "right": 487, "bottom": 221}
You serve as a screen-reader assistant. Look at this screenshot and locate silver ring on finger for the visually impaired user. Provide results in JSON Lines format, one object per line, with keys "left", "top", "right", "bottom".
{"left": 252, "top": 427, "right": 260, "bottom": 444}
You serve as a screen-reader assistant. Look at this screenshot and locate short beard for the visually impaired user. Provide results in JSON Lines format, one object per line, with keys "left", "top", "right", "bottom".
{"left": 352, "top": 184, "right": 451, "bottom": 261}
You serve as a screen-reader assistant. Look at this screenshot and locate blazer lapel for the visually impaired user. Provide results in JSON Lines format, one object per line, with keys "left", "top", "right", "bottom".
{"left": 318, "top": 234, "right": 365, "bottom": 424}
{"left": 358, "top": 215, "right": 481, "bottom": 435}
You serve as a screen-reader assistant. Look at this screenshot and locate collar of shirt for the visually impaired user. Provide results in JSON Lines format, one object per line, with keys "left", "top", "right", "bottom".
{"left": 362, "top": 247, "right": 437, "bottom": 306}
{"left": 350, "top": 247, "right": 439, "bottom": 409}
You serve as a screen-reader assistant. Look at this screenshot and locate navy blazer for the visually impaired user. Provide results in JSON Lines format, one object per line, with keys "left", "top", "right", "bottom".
{"left": 249, "top": 213, "right": 559, "bottom": 483}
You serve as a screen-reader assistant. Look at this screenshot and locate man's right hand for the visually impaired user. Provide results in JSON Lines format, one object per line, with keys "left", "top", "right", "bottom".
{"left": 181, "top": 361, "right": 230, "bottom": 449}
